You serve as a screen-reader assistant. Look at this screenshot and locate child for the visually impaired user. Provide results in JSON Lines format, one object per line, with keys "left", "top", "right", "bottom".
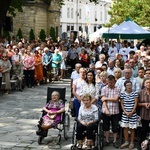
{"left": 120, "top": 80, "right": 138, "bottom": 149}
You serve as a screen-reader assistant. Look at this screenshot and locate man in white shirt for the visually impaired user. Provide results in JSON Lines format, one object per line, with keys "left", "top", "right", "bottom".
{"left": 107, "top": 60, "right": 116, "bottom": 75}
{"left": 116, "top": 67, "right": 140, "bottom": 93}
{"left": 70, "top": 63, "right": 82, "bottom": 97}
{"left": 108, "top": 43, "right": 118, "bottom": 61}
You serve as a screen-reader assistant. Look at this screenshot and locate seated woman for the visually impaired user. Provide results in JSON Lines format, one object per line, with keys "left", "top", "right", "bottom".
{"left": 77, "top": 94, "right": 99, "bottom": 150}
{"left": 37, "top": 91, "right": 65, "bottom": 135}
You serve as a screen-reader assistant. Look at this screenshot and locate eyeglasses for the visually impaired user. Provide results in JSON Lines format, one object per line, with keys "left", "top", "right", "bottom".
{"left": 2, "top": 56, "right": 7, "bottom": 58}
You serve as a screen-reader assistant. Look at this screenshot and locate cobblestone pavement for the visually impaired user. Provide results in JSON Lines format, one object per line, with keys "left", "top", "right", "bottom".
{"left": 0, "top": 79, "right": 138, "bottom": 150}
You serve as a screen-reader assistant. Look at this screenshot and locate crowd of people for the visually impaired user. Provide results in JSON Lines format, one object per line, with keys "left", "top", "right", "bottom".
{"left": 69, "top": 40, "right": 150, "bottom": 149}
{"left": 0, "top": 37, "right": 150, "bottom": 149}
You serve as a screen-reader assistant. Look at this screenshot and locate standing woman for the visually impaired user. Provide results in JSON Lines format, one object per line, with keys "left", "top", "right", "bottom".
{"left": 79, "top": 48, "right": 88, "bottom": 68}
{"left": 95, "top": 71, "right": 108, "bottom": 116}
{"left": 52, "top": 49, "right": 62, "bottom": 81}
{"left": 1, "top": 53, "right": 12, "bottom": 94}
{"left": 59, "top": 45, "right": 67, "bottom": 79}
{"left": 72, "top": 67, "right": 86, "bottom": 118}
{"left": 22, "top": 49, "right": 35, "bottom": 88}
{"left": 34, "top": 50, "right": 43, "bottom": 85}
{"left": 80, "top": 70, "right": 98, "bottom": 104}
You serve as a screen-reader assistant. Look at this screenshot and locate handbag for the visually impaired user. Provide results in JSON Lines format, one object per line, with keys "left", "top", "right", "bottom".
{"left": 47, "top": 113, "right": 57, "bottom": 119}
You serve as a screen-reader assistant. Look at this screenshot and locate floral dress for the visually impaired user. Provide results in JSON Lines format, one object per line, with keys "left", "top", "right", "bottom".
{"left": 42, "top": 100, "right": 64, "bottom": 127}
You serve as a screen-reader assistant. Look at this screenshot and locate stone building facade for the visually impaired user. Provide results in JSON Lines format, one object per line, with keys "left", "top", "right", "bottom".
{"left": 12, "top": 0, "right": 60, "bottom": 40}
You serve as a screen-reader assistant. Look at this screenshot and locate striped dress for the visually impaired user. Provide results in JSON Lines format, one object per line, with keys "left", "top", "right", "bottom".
{"left": 120, "top": 91, "right": 138, "bottom": 129}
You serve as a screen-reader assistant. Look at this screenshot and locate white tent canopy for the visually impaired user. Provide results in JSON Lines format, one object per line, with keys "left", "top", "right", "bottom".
{"left": 89, "top": 27, "right": 108, "bottom": 42}
{"left": 89, "top": 24, "right": 118, "bottom": 42}
{"left": 102, "top": 18, "right": 150, "bottom": 39}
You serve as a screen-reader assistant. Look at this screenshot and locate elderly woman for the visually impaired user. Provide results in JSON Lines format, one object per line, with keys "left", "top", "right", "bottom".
{"left": 95, "top": 71, "right": 108, "bottom": 116}
{"left": 1, "top": 53, "right": 12, "bottom": 94}
{"left": 95, "top": 54, "right": 107, "bottom": 69}
{"left": 36, "top": 91, "right": 65, "bottom": 134}
{"left": 22, "top": 48, "right": 35, "bottom": 88}
{"left": 73, "top": 67, "right": 86, "bottom": 118}
{"left": 34, "top": 50, "right": 43, "bottom": 85}
{"left": 52, "top": 49, "right": 62, "bottom": 81}
{"left": 77, "top": 94, "right": 99, "bottom": 149}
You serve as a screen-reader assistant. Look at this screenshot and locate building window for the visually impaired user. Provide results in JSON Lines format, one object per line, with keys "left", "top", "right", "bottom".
{"left": 95, "top": 11, "right": 97, "bottom": 21}
{"left": 71, "top": 8, "right": 73, "bottom": 18}
{"left": 79, "top": 9, "right": 81, "bottom": 19}
{"left": 105, "top": 10, "right": 107, "bottom": 20}
{"left": 71, "top": 26, "right": 74, "bottom": 31}
{"left": 100, "top": 12, "right": 102, "bottom": 21}
{"left": 67, "top": 8, "right": 70, "bottom": 18}
{"left": 94, "top": 26, "right": 96, "bottom": 32}
{"left": 67, "top": 25, "right": 70, "bottom": 31}
{"left": 79, "top": 26, "right": 82, "bottom": 32}
{"left": 85, "top": 26, "right": 88, "bottom": 34}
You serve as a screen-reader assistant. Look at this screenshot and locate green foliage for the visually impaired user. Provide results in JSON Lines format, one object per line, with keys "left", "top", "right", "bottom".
{"left": 49, "top": 27, "right": 57, "bottom": 42}
{"left": 39, "top": 29, "right": 46, "bottom": 41}
{"left": 8, "top": 0, "right": 23, "bottom": 17}
{"left": 29, "top": 29, "right": 35, "bottom": 41}
{"left": 107, "top": 0, "right": 150, "bottom": 27}
{"left": 17, "top": 28, "right": 23, "bottom": 39}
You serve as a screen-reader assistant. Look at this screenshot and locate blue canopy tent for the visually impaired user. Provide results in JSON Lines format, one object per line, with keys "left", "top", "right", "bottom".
{"left": 102, "top": 18, "right": 150, "bottom": 39}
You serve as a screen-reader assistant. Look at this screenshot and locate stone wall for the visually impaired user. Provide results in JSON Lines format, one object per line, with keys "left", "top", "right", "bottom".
{"left": 12, "top": 0, "right": 60, "bottom": 40}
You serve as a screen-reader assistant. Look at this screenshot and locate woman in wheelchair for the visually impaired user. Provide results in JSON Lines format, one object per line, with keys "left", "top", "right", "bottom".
{"left": 37, "top": 91, "right": 65, "bottom": 134}
{"left": 77, "top": 94, "right": 99, "bottom": 149}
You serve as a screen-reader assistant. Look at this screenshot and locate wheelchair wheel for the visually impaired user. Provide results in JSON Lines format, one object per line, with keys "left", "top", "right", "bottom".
{"left": 38, "top": 136, "right": 43, "bottom": 145}
{"left": 63, "top": 113, "right": 70, "bottom": 140}
{"left": 70, "top": 145, "right": 77, "bottom": 150}
{"left": 99, "top": 121, "right": 104, "bottom": 149}
{"left": 72, "top": 121, "right": 77, "bottom": 146}
{"left": 56, "top": 134, "right": 61, "bottom": 144}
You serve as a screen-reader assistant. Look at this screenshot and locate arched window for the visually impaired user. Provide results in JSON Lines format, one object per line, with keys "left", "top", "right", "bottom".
{"left": 71, "top": 8, "right": 74, "bottom": 18}
{"left": 67, "top": 7, "right": 70, "bottom": 18}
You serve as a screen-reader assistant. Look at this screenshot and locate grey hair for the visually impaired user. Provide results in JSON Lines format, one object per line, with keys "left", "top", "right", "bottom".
{"left": 51, "top": 91, "right": 60, "bottom": 97}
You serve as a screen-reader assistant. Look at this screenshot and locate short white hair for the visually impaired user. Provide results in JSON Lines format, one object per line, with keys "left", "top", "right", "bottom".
{"left": 44, "top": 47, "right": 49, "bottom": 52}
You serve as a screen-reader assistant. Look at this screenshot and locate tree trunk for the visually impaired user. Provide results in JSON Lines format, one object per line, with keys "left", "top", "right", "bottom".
{"left": 0, "top": 0, "right": 13, "bottom": 37}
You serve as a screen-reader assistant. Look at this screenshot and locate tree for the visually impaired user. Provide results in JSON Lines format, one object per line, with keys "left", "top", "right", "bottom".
{"left": 39, "top": 29, "right": 46, "bottom": 41}
{"left": 29, "top": 29, "right": 35, "bottom": 42}
{"left": 50, "top": 27, "right": 57, "bottom": 42}
{"left": 107, "top": 0, "right": 150, "bottom": 27}
{"left": 17, "top": 28, "right": 23, "bottom": 40}
{"left": 0, "top": 0, "right": 23, "bottom": 36}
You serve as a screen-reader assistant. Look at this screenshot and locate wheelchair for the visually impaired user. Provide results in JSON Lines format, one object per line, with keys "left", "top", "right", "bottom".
{"left": 71, "top": 119, "right": 104, "bottom": 150}
{"left": 36, "top": 87, "right": 70, "bottom": 145}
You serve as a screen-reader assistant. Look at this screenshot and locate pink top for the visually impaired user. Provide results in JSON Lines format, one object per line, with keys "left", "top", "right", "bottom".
{"left": 23, "top": 54, "right": 35, "bottom": 70}
{"left": 73, "top": 78, "right": 85, "bottom": 96}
